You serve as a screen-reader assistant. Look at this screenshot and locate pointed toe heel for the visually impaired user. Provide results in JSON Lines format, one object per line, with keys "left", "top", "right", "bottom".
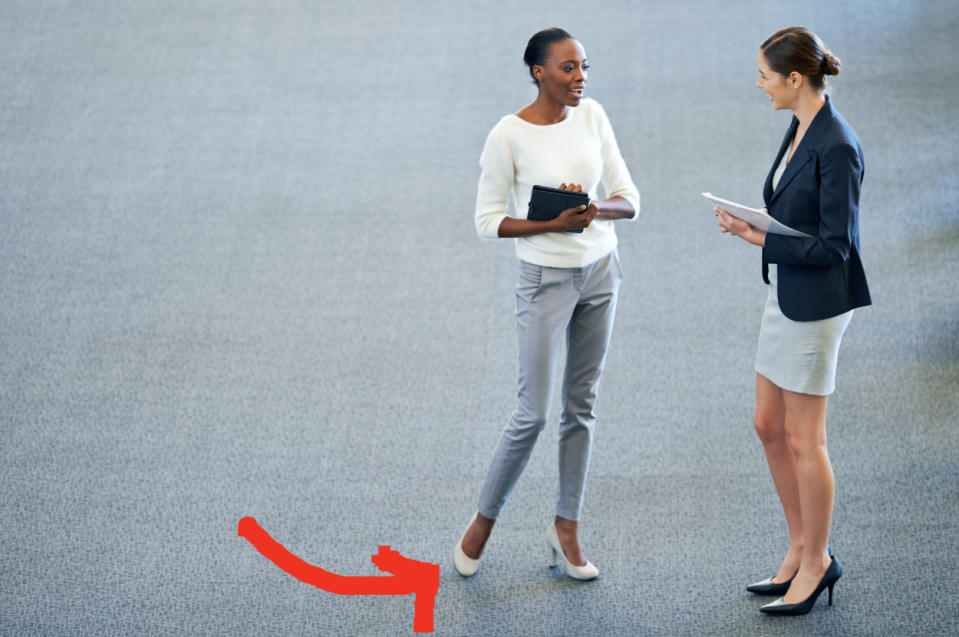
{"left": 759, "top": 556, "right": 842, "bottom": 615}
{"left": 747, "top": 576, "right": 792, "bottom": 596}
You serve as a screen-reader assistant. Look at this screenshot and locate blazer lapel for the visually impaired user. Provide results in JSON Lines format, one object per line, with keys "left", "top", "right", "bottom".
{"left": 768, "top": 97, "right": 836, "bottom": 206}
{"left": 764, "top": 118, "right": 797, "bottom": 205}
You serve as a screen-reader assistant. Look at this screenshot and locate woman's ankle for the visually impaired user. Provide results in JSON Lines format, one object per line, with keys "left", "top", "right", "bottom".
{"left": 773, "top": 544, "right": 803, "bottom": 582}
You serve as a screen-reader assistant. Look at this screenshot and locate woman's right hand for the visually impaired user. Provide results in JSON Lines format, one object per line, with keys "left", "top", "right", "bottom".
{"left": 552, "top": 182, "right": 597, "bottom": 231}
{"left": 716, "top": 206, "right": 766, "bottom": 247}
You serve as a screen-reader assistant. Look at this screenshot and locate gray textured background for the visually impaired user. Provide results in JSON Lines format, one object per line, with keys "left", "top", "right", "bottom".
{"left": 1, "top": 1, "right": 957, "bottom": 635}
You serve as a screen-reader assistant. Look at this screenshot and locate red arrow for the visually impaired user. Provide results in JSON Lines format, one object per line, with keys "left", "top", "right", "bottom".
{"left": 238, "top": 517, "right": 439, "bottom": 633}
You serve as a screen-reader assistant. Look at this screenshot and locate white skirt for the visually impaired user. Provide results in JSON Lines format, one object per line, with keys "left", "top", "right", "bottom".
{"left": 755, "top": 265, "right": 853, "bottom": 396}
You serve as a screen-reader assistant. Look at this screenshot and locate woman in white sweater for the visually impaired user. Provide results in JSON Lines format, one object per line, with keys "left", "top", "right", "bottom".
{"left": 454, "top": 28, "right": 639, "bottom": 581}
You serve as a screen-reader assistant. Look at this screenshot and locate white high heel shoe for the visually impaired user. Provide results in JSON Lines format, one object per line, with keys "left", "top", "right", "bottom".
{"left": 545, "top": 520, "right": 598, "bottom": 581}
{"left": 453, "top": 513, "right": 480, "bottom": 577}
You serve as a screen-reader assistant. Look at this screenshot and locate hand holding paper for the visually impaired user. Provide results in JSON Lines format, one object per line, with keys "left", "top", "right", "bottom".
{"left": 702, "top": 193, "right": 812, "bottom": 238}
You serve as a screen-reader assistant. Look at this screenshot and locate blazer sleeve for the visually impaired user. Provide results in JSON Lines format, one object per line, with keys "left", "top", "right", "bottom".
{"left": 474, "top": 126, "right": 513, "bottom": 240}
{"left": 764, "top": 141, "right": 862, "bottom": 266}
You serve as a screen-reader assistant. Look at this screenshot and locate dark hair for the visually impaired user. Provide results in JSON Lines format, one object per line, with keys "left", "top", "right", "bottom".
{"left": 523, "top": 27, "right": 574, "bottom": 84}
{"left": 760, "top": 26, "right": 840, "bottom": 91}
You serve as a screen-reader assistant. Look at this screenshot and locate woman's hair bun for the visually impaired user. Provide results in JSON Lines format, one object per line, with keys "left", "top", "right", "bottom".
{"left": 821, "top": 51, "right": 841, "bottom": 76}
{"left": 762, "top": 27, "right": 840, "bottom": 90}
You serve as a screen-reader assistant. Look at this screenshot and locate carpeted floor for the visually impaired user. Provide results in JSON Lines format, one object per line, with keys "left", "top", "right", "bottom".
{"left": 1, "top": 1, "right": 957, "bottom": 635}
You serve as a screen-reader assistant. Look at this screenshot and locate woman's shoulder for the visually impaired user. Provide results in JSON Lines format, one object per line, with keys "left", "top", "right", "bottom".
{"left": 482, "top": 115, "right": 522, "bottom": 151}
{"left": 485, "top": 112, "right": 530, "bottom": 140}
{"left": 819, "top": 101, "right": 862, "bottom": 153}
{"left": 576, "top": 98, "right": 615, "bottom": 133}
{"left": 579, "top": 97, "right": 603, "bottom": 111}
{"left": 575, "top": 97, "right": 607, "bottom": 120}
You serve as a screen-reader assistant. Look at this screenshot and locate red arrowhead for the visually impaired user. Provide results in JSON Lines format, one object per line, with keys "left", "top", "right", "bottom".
{"left": 238, "top": 517, "right": 439, "bottom": 632}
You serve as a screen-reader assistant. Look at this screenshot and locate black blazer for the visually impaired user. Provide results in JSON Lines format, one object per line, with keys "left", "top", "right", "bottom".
{"left": 762, "top": 96, "right": 871, "bottom": 321}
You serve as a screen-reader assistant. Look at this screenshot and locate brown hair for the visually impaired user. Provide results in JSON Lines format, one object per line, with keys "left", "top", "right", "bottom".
{"left": 760, "top": 26, "right": 840, "bottom": 91}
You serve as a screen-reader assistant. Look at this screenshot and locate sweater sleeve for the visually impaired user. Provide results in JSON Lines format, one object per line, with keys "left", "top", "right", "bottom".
{"left": 763, "top": 142, "right": 861, "bottom": 266}
{"left": 474, "top": 125, "right": 513, "bottom": 240}
{"left": 595, "top": 103, "right": 640, "bottom": 217}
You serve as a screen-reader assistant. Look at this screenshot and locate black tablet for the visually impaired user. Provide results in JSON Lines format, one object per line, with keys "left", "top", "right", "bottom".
{"left": 527, "top": 185, "right": 590, "bottom": 233}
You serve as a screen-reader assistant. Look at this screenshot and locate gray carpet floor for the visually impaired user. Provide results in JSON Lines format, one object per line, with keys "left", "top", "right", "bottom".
{"left": 2, "top": 1, "right": 957, "bottom": 635}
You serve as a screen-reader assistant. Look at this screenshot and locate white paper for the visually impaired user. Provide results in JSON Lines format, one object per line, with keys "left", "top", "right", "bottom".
{"left": 702, "top": 192, "right": 812, "bottom": 238}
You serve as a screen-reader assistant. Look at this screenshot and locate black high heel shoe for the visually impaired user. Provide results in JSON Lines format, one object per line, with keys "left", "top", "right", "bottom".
{"left": 760, "top": 556, "right": 842, "bottom": 615}
{"left": 747, "top": 543, "right": 832, "bottom": 596}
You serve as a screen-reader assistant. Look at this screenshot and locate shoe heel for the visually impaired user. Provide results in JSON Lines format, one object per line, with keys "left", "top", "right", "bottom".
{"left": 547, "top": 544, "right": 558, "bottom": 567}
{"left": 827, "top": 582, "right": 835, "bottom": 606}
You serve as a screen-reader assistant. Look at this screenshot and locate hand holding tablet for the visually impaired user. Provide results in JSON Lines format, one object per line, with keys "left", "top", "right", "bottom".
{"left": 528, "top": 184, "right": 593, "bottom": 233}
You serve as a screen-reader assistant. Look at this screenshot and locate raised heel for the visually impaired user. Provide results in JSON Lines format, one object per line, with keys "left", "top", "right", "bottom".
{"left": 760, "top": 556, "right": 842, "bottom": 615}
{"left": 544, "top": 521, "right": 598, "bottom": 580}
{"left": 547, "top": 544, "right": 558, "bottom": 567}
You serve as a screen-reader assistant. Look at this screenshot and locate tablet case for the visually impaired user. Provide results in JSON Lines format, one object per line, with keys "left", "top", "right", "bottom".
{"left": 527, "top": 185, "right": 590, "bottom": 233}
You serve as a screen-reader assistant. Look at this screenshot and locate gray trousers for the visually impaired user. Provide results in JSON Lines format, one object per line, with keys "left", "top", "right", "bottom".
{"left": 477, "top": 251, "right": 622, "bottom": 521}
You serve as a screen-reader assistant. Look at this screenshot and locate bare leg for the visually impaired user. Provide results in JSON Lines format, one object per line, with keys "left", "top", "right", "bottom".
{"left": 781, "top": 389, "right": 833, "bottom": 603}
{"left": 460, "top": 513, "right": 496, "bottom": 560}
{"left": 754, "top": 373, "right": 804, "bottom": 582}
{"left": 554, "top": 515, "right": 586, "bottom": 566}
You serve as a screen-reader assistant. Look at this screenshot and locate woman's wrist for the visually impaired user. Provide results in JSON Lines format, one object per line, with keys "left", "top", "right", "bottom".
{"left": 499, "top": 216, "right": 562, "bottom": 238}
{"left": 749, "top": 229, "right": 767, "bottom": 247}
{"left": 592, "top": 197, "right": 634, "bottom": 220}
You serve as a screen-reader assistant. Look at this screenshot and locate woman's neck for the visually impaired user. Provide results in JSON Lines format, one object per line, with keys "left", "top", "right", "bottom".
{"left": 519, "top": 93, "right": 570, "bottom": 125}
{"left": 792, "top": 91, "right": 827, "bottom": 130}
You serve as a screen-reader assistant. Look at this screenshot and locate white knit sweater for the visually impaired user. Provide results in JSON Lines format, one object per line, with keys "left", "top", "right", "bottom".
{"left": 474, "top": 98, "right": 639, "bottom": 268}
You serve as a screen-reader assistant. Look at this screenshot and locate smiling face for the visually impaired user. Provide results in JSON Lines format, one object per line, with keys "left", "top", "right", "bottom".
{"left": 532, "top": 38, "right": 588, "bottom": 107}
{"left": 757, "top": 49, "right": 798, "bottom": 111}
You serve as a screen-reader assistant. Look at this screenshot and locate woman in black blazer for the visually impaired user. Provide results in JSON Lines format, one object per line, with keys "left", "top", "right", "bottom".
{"left": 716, "top": 26, "right": 871, "bottom": 615}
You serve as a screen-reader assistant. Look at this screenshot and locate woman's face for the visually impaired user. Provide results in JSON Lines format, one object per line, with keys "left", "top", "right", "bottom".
{"left": 534, "top": 39, "right": 588, "bottom": 106}
{"left": 756, "top": 50, "right": 796, "bottom": 111}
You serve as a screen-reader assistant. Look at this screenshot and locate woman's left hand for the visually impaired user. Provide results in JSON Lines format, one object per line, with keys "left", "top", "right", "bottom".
{"left": 559, "top": 182, "right": 600, "bottom": 219}
{"left": 716, "top": 206, "right": 766, "bottom": 247}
